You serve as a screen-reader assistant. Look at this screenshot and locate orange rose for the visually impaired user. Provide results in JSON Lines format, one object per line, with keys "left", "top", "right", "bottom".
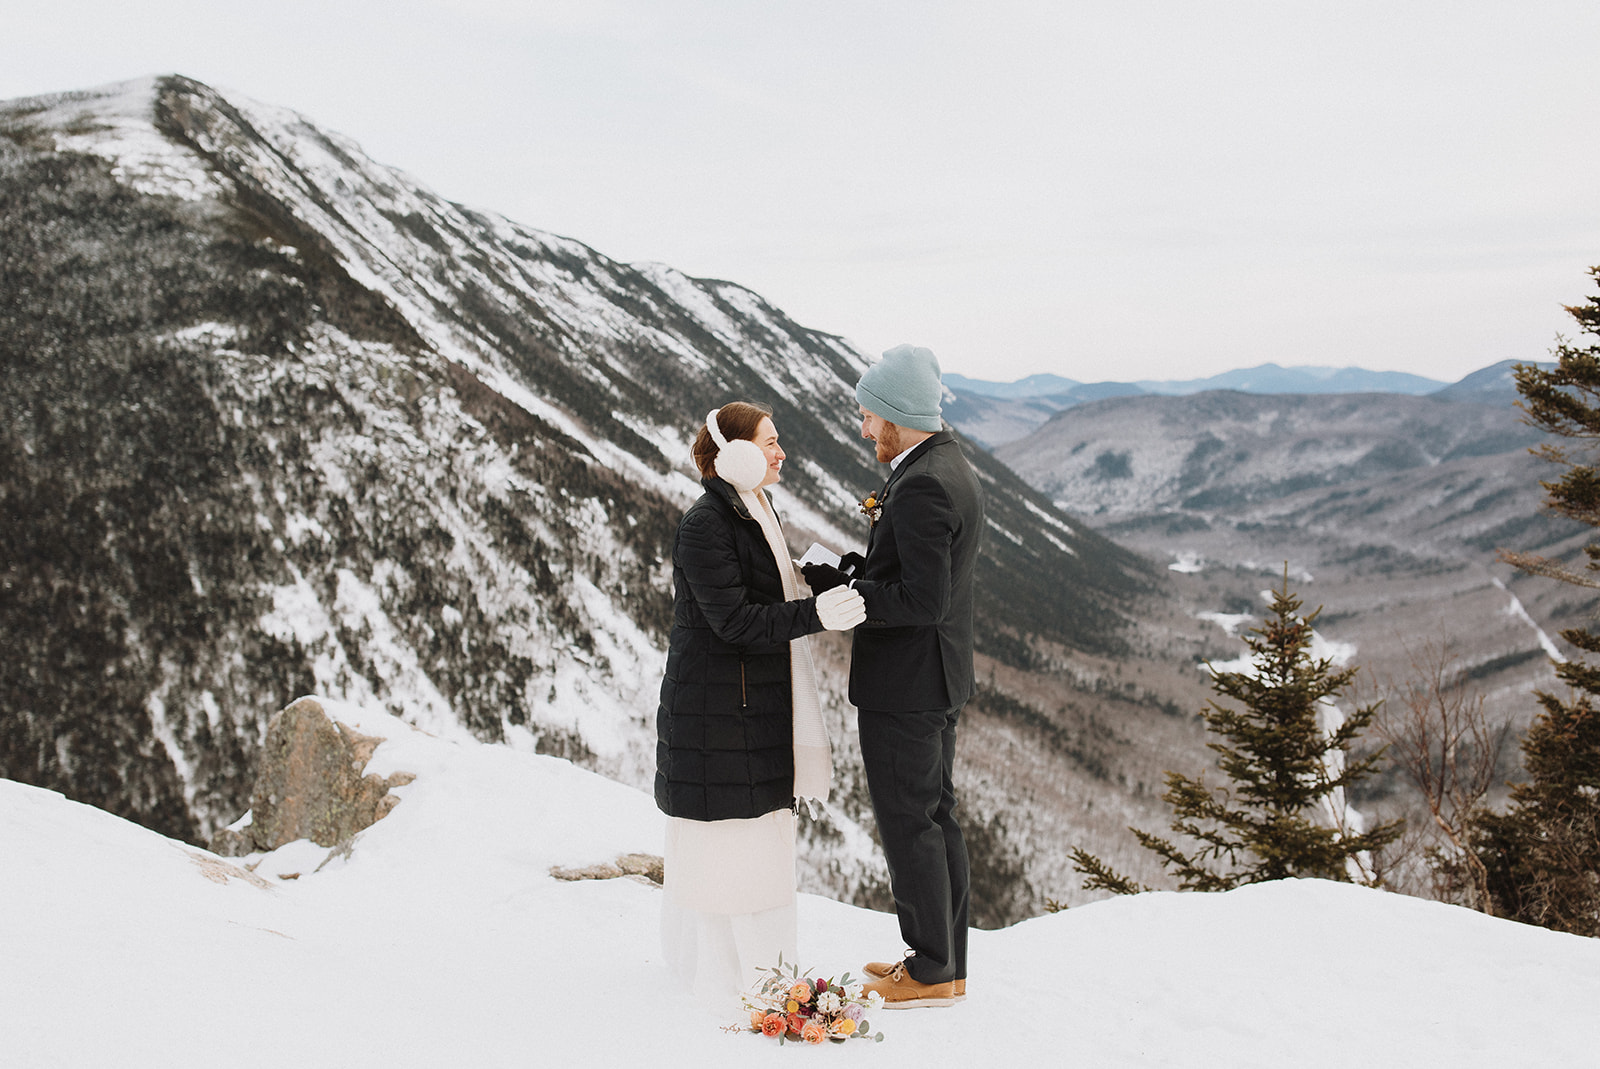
{"left": 749, "top": 1009, "right": 766, "bottom": 1030}
{"left": 760, "top": 1012, "right": 785, "bottom": 1037}
{"left": 787, "top": 1012, "right": 806, "bottom": 1035}
{"left": 801, "top": 1021, "right": 827, "bottom": 1045}
{"left": 831, "top": 1018, "right": 857, "bottom": 1037}
{"left": 788, "top": 982, "right": 813, "bottom": 1004}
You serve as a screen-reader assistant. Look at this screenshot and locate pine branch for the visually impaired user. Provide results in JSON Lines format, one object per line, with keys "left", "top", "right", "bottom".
{"left": 1496, "top": 549, "right": 1600, "bottom": 590}
{"left": 1069, "top": 847, "right": 1148, "bottom": 896}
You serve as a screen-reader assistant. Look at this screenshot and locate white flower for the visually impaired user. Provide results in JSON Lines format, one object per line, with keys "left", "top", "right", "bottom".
{"left": 843, "top": 982, "right": 863, "bottom": 1000}
{"left": 816, "top": 991, "right": 842, "bottom": 1014}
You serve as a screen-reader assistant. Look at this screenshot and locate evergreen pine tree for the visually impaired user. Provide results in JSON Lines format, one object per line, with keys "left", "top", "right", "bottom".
{"left": 1469, "top": 698, "right": 1600, "bottom": 934}
{"left": 1072, "top": 572, "right": 1402, "bottom": 894}
{"left": 1467, "top": 265, "right": 1600, "bottom": 935}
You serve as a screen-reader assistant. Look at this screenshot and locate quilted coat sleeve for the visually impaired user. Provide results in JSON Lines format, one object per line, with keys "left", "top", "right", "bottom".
{"left": 676, "top": 504, "right": 823, "bottom": 647}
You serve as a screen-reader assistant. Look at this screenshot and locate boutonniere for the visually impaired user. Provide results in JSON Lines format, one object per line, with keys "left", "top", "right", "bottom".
{"left": 858, "top": 491, "right": 883, "bottom": 528}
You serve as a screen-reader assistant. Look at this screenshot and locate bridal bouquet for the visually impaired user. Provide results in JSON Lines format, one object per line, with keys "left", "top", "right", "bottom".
{"left": 735, "top": 956, "right": 885, "bottom": 1044}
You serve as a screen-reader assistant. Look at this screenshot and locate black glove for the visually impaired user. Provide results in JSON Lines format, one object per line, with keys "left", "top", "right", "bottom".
{"left": 802, "top": 562, "right": 850, "bottom": 593}
{"left": 838, "top": 551, "right": 865, "bottom": 577}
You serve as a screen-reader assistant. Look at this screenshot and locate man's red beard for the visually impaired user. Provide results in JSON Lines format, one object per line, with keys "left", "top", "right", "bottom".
{"left": 874, "top": 421, "right": 903, "bottom": 463}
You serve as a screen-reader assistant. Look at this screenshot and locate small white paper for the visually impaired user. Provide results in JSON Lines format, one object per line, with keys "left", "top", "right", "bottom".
{"left": 796, "top": 542, "right": 841, "bottom": 569}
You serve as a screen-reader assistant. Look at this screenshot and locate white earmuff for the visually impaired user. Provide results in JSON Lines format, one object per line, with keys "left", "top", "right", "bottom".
{"left": 705, "top": 408, "right": 769, "bottom": 492}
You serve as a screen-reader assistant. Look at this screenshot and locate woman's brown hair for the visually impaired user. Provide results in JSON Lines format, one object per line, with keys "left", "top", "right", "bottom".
{"left": 691, "top": 401, "right": 773, "bottom": 480}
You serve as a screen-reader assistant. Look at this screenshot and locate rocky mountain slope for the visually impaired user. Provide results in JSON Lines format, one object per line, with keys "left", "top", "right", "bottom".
{"left": 1, "top": 75, "right": 1173, "bottom": 918}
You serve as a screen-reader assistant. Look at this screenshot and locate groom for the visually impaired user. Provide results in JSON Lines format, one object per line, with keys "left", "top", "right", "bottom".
{"left": 807, "top": 344, "right": 983, "bottom": 1008}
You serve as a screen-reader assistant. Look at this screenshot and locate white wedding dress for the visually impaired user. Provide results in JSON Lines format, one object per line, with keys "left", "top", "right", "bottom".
{"left": 660, "top": 807, "right": 797, "bottom": 1003}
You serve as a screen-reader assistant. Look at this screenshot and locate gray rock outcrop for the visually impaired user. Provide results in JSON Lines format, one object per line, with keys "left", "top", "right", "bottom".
{"left": 210, "top": 697, "right": 414, "bottom": 855}
{"left": 550, "top": 851, "right": 664, "bottom": 885}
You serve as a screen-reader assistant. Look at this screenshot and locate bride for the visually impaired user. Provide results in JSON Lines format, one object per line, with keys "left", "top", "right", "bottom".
{"left": 654, "top": 401, "right": 865, "bottom": 1001}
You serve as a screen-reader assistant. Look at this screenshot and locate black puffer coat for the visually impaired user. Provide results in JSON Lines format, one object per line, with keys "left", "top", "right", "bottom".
{"left": 655, "top": 477, "right": 825, "bottom": 821}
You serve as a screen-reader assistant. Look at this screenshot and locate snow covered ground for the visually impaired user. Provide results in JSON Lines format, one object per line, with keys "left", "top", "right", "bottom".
{"left": 4, "top": 698, "right": 1598, "bottom": 1068}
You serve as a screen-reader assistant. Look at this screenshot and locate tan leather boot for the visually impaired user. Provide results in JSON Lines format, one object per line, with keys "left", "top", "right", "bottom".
{"left": 860, "top": 962, "right": 958, "bottom": 1009}
{"left": 864, "top": 959, "right": 966, "bottom": 999}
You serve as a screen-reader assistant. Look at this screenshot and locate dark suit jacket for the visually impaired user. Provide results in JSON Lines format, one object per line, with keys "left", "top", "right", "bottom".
{"left": 849, "top": 430, "right": 983, "bottom": 712}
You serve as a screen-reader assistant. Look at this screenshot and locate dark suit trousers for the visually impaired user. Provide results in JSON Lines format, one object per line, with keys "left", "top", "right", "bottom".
{"left": 857, "top": 704, "right": 970, "bottom": 984}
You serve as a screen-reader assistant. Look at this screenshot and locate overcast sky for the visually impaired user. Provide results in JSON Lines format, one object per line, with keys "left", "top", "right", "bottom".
{"left": 6, "top": 1, "right": 1599, "bottom": 384}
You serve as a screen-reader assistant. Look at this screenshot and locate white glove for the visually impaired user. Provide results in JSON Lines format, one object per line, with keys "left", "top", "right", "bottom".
{"left": 815, "top": 585, "right": 867, "bottom": 631}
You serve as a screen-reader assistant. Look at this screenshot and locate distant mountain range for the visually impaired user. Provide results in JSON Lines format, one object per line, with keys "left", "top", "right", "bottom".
{"left": 944, "top": 360, "right": 1538, "bottom": 450}
{"left": 946, "top": 363, "right": 1450, "bottom": 402}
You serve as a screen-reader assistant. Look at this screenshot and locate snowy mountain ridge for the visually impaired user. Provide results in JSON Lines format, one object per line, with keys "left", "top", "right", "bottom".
{"left": 2, "top": 74, "right": 1156, "bottom": 918}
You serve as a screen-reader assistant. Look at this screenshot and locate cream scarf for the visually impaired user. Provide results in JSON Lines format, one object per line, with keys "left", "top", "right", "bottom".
{"left": 739, "top": 488, "right": 833, "bottom": 807}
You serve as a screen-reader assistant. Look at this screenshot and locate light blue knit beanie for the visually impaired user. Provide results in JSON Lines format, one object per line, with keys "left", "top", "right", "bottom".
{"left": 856, "top": 344, "right": 943, "bottom": 432}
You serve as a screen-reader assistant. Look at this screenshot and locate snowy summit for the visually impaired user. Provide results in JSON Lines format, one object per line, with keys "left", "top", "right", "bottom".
{"left": 3, "top": 696, "right": 1598, "bottom": 1068}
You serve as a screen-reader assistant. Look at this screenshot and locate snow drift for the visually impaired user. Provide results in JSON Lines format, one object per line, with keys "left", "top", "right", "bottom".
{"left": 3, "top": 696, "right": 1597, "bottom": 1068}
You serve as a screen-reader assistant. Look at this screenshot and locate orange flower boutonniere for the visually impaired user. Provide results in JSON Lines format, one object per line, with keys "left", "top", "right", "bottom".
{"left": 859, "top": 492, "right": 883, "bottom": 528}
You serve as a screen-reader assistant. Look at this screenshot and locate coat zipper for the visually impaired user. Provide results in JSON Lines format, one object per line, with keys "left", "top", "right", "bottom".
{"left": 740, "top": 658, "right": 748, "bottom": 708}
